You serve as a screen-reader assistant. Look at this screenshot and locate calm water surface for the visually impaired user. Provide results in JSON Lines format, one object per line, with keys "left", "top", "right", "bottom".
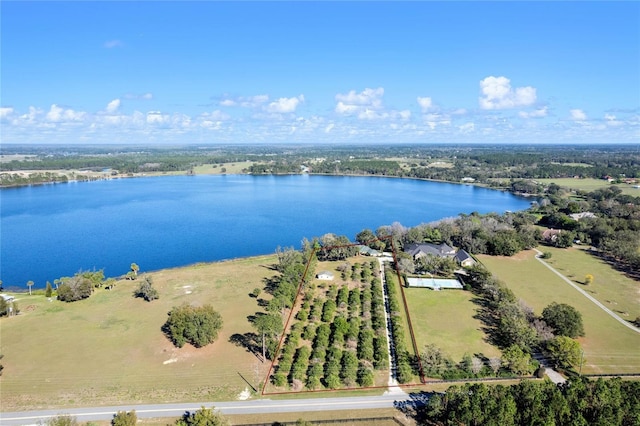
{"left": 0, "top": 175, "right": 532, "bottom": 288}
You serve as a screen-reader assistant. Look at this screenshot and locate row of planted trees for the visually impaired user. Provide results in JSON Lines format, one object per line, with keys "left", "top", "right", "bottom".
{"left": 271, "top": 260, "right": 389, "bottom": 390}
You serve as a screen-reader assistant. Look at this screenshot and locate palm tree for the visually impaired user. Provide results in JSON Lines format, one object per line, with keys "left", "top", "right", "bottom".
{"left": 26, "top": 280, "right": 34, "bottom": 295}
{"left": 130, "top": 263, "right": 140, "bottom": 278}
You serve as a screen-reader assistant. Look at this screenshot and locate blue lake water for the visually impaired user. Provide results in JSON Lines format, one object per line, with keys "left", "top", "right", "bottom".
{"left": 0, "top": 175, "right": 532, "bottom": 289}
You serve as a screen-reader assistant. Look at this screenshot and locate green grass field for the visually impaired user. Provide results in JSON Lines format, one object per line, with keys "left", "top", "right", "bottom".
{"left": 0, "top": 255, "right": 278, "bottom": 411}
{"left": 478, "top": 250, "right": 640, "bottom": 375}
{"left": 536, "top": 178, "right": 640, "bottom": 196}
{"left": 404, "top": 288, "right": 501, "bottom": 361}
{"left": 540, "top": 246, "right": 640, "bottom": 320}
{"left": 192, "top": 161, "right": 255, "bottom": 174}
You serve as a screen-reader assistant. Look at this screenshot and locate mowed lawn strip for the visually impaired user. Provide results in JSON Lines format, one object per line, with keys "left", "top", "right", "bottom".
{"left": 541, "top": 246, "right": 640, "bottom": 320}
{"left": 536, "top": 178, "right": 640, "bottom": 196}
{"left": 0, "top": 255, "right": 278, "bottom": 411}
{"left": 404, "top": 288, "right": 501, "bottom": 361}
{"left": 478, "top": 250, "right": 640, "bottom": 375}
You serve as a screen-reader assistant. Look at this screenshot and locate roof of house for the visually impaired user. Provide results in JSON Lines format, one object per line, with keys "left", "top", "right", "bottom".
{"left": 454, "top": 249, "right": 474, "bottom": 263}
{"left": 317, "top": 271, "right": 334, "bottom": 277}
{"left": 405, "top": 242, "right": 455, "bottom": 258}
{"left": 358, "top": 245, "right": 380, "bottom": 256}
{"left": 569, "top": 212, "right": 596, "bottom": 221}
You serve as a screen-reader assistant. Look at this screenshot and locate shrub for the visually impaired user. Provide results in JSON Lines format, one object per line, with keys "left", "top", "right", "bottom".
{"left": 112, "top": 410, "right": 137, "bottom": 426}
{"left": 163, "top": 304, "right": 223, "bottom": 348}
{"left": 133, "top": 276, "right": 159, "bottom": 302}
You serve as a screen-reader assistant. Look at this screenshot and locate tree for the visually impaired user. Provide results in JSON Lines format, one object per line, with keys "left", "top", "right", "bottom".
{"left": 175, "top": 406, "right": 229, "bottom": 426}
{"left": 502, "top": 344, "right": 534, "bottom": 376}
{"left": 45, "top": 281, "right": 53, "bottom": 297}
{"left": 253, "top": 313, "right": 283, "bottom": 361}
{"left": 542, "top": 302, "right": 585, "bottom": 338}
{"left": 163, "top": 304, "right": 223, "bottom": 348}
{"left": 546, "top": 336, "right": 583, "bottom": 370}
{"left": 130, "top": 263, "right": 140, "bottom": 278}
{"left": 112, "top": 410, "right": 137, "bottom": 426}
{"left": 250, "top": 287, "right": 261, "bottom": 298}
{"left": 57, "top": 273, "right": 94, "bottom": 302}
{"left": 133, "top": 276, "right": 159, "bottom": 301}
{"left": 26, "top": 280, "right": 34, "bottom": 295}
{"left": 584, "top": 274, "right": 594, "bottom": 285}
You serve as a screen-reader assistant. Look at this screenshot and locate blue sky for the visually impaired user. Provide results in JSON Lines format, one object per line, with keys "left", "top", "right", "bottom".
{"left": 1, "top": 1, "right": 638, "bottom": 144}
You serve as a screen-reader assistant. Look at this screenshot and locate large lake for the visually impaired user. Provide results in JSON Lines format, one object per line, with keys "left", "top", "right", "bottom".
{"left": 1, "top": 175, "right": 532, "bottom": 289}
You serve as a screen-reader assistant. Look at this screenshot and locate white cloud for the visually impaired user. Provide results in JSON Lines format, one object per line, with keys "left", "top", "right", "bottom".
{"left": 335, "top": 102, "right": 360, "bottom": 114}
{"left": 479, "top": 76, "right": 536, "bottom": 110}
{"left": 335, "top": 87, "right": 384, "bottom": 115}
{"left": 325, "top": 123, "right": 335, "bottom": 133}
{"left": 417, "top": 96, "right": 435, "bottom": 112}
{"left": 199, "top": 110, "right": 230, "bottom": 121}
{"left": 336, "top": 87, "right": 384, "bottom": 106}
{"left": 459, "top": 122, "right": 475, "bottom": 133}
{"left": 46, "top": 104, "right": 86, "bottom": 122}
{"left": 124, "top": 93, "right": 153, "bottom": 100}
{"left": 265, "top": 95, "right": 304, "bottom": 113}
{"left": 220, "top": 95, "right": 270, "bottom": 108}
{"left": 146, "top": 111, "right": 169, "bottom": 125}
{"left": 0, "top": 107, "right": 14, "bottom": 119}
{"left": 570, "top": 109, "right": 587, "bottom": 121}
{"left": 106, "top": 99, "right": 121, "bottom": 113}
{"left": 604, "top": 113, "right": 624, "bottom": 127}
{"left": 519, "top": 106, "right": 548, "bottom": 119}
{"left": 104, "top": 40, "right": 123, "bottom": 49}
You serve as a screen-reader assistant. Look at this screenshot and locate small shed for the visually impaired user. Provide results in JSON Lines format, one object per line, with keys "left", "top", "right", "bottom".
{"left": 316, "top": 271, "right": 335, "bottom": 281}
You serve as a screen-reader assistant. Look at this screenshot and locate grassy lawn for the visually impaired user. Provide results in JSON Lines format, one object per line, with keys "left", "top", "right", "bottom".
{"left": 478, "top": 250, "right": 640, "bottom": 375}
{"left": 192, "top": 161, "right": 254, "bottom": 175}
{"left": 0, "top": 255, "right": 279, "bottom": 411}
{"left": 536, "top": 178, "right": 640, "bottom": 196}
{"left": 540, "top": 246, "right": 640, "bottom": 320}
{"left": 404, "top": 288, "right": 501, "bottom": 361}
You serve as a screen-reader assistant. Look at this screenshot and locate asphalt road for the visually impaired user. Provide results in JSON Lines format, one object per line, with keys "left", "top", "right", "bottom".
{"left": 0, "top": 392, "right": 412, "bottom": 425}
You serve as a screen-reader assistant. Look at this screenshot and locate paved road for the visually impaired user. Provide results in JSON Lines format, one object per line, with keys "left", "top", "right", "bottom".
{"left": 0, "top": 394, "right": 411, "bottom": 426}
{"left": 533, "top": 248, "right": 639, "bottom": 334}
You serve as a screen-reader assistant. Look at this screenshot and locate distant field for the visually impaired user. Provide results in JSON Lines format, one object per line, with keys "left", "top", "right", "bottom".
{"left": 536, "top": 178, "right": 640, "bottom": 196}
{"left": 0, "top": 255, "right": 279, "bottom": 411}
{"left": 404, "top": 288, "right": 501, "bottom": 361}
{"left": 478, "top": 250, "right": 640, "bottom": 375}
{"left": 192, "top": 161, "right": 254, "bottom": 174}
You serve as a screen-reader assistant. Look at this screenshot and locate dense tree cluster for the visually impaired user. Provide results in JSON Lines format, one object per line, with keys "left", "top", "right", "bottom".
{"left": 414, "top": 377, "right": 640, "bottom": 426}
{"left": 56, "top": 270, "right": 106, "bottom": 302}
{"left": 163, "top": 304, "right": 223, "bottom": 348}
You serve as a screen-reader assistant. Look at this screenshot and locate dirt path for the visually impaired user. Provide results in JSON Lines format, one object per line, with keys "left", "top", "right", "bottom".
{"left": 533, "top": 248, "right": 640, "bottom": 334}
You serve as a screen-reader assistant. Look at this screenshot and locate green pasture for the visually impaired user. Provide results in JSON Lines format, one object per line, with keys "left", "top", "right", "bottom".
{"left": 0, "top": 255, "right": 279, "bottom": 411}
{"left": 404, "top": 288, "right": 501, "bottom": 362}
{"left": 536, "top": 178, "right": 640, "bottom": 196}
{"left": 478, "top": 251, "right": 640, "bottom": 375}
{"left": 192, "top": 160, "right": 254, "bottom": 174}
{"left": 541, "top": 246, "right": 640, "bottom": 320}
